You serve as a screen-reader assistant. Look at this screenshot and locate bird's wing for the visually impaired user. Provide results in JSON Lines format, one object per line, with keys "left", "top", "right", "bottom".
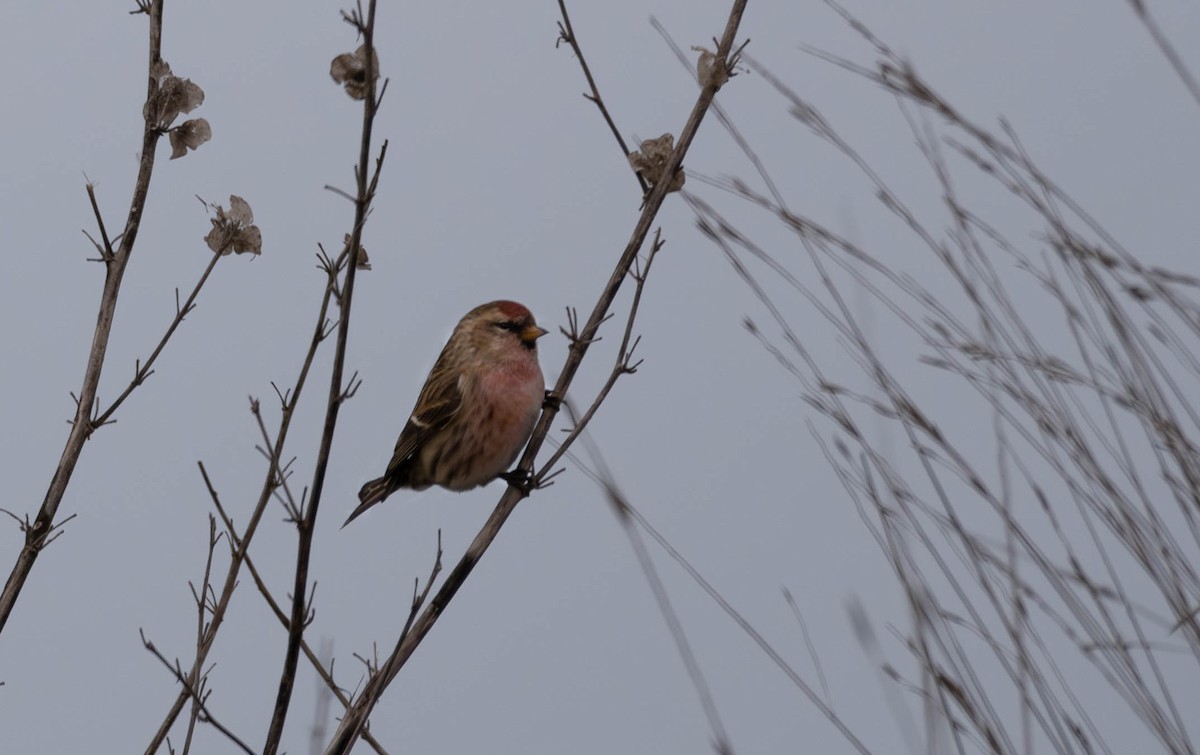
{"left": 384, "top": 352, "right": 464, "bottom": 476}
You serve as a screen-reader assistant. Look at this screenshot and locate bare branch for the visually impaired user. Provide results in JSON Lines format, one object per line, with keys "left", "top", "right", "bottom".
{"left": 323, "top": 4, "right": 750, "bottom": 751}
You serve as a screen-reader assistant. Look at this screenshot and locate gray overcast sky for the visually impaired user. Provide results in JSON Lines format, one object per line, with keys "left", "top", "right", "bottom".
{"left": 1, "top": 1, "right": 1197, "bottom": 753}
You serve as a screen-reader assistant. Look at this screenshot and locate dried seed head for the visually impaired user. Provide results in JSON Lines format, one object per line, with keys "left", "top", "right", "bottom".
{"left": 628, "top": 133, "right": 685, "bottom": 193}
{"left": 144, "top": 60, "right": 205, "bottom": 129}
{"left": 169, "top": 118, "right": 212, "bottom": 159}
{"left": 692, "top": 46, "right": 729, "bottom": 89}
{"left": 204, "top": 195, "right": 262, "bottom": 256}
{"left": 330, "top": 45, "right": 380, "bottom": 101}
{"left": 343, "top": 233, "right": 371, "bottom": 270}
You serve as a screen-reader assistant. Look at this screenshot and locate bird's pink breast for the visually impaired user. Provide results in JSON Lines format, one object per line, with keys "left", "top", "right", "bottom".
{"left": 471, "top": 357, "right": 545, "bottom": 479}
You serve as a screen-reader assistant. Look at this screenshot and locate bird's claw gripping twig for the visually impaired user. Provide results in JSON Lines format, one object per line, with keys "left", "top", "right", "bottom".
{"left": 498, "top": 468, "right": 537, "bottom": 495}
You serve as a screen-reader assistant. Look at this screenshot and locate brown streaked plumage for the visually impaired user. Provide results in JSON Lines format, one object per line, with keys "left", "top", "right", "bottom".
{"left": 346, "top": 300, "right": 547, "bottom": 526}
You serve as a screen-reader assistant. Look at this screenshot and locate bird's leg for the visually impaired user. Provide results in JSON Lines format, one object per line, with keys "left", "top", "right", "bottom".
{"left": 542, "top": 390, "right": 562, "bottom": 411}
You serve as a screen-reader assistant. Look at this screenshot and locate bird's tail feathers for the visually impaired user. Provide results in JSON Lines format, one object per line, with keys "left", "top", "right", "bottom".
{"left": 344, "top": 476, "right": 392, "bottom": 528}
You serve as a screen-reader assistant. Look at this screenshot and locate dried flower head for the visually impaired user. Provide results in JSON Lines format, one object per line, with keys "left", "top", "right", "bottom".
{"left": 169, "top": 118, "right": 212, "bottom": 159}
{"left": 628, "top": 133, "right": 685, "bottom": 193}
{"left": 343, "top": 233, "right": 371, "bottom": 271}
{"left": 692, "top": 46, "right": 729, "bottom": 89}
{"left": 330, "top": 45, "right": 380, "bottom": 101}
{"left": 144, "top": 60, "right": 205, "bottom": 130}
{"left": 204, "top": 195, "right": 262, "bottom": 256}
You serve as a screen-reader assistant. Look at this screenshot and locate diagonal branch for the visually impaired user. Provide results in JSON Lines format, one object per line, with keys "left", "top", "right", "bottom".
{"left": 323, "top": 3, "right": 749, "bottom": 751}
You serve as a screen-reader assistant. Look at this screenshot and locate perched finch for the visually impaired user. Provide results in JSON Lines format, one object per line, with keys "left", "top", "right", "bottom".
{"left": 345, "top": 300, "right": 549, "bottom": 526}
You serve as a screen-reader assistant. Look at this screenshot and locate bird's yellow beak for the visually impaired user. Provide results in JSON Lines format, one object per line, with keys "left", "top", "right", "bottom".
{"left": 520, "top": 325, "right": 549, "bottom": 344}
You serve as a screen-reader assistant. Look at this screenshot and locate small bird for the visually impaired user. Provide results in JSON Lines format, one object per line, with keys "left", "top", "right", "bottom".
{"left": 345, "top": 300, "right": 548, "bottom": 526}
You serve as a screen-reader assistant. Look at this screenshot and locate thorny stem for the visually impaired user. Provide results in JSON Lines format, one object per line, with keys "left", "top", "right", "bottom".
{"left": 0, "top": 0, "right": 165, "bottom": 637}
{"left": 322, "top": 3, "right": 749, "bottom": 751}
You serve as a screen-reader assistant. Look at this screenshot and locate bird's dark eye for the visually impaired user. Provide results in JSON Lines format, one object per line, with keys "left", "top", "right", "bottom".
{"left": 495, "top": 321, "right": 520, "bottom": 332}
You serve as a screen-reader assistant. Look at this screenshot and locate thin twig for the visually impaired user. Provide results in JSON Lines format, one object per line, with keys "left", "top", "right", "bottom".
{"left": 555, "top": 0, "right": 646, "bottom": 193}
{"left": 85, "top": 182, "right": 116, "bottom": 262}
{"left": 93, "top": 249, "right": 223, "bottom": 428}
{"left": 1125, "top": 0, "right": 1200, "bottom": 108}
{"left": 182, "top": 515, "right": 222, "bottom": 755}
{"left": 139, "top": 629, "right": 258, "bottom": 755}
{"left": 782, "top": 587, "right": 831, "bottom": 707}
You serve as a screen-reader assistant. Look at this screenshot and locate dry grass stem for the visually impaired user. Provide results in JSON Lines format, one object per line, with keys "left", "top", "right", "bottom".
{"left": 687, "top": 3, "right": 1200, "bottom": 750}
